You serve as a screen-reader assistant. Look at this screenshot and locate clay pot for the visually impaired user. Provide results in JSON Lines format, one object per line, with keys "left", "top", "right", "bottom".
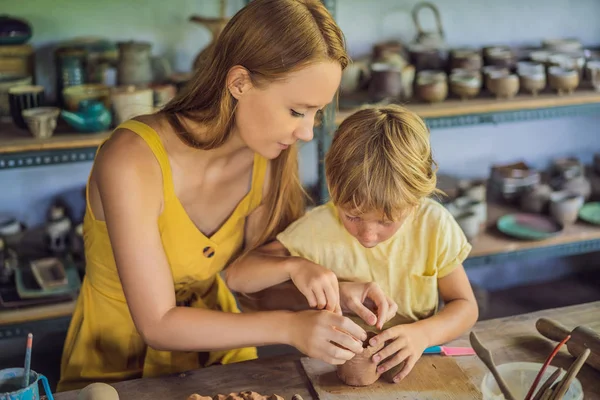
{"left": 416, "top": 70, "right": 447, "bottom": 103}
{"left": 486, "top": 72, "right": 519, "bottom": 99}
{"left": 336, "top": 332, "right": 386, "bottom": 387}
{"left": 549, "top": 191, "right": 584, "bottom": 225}
{"left": 21, "top": 107, "right": 60, "bottom": 139}
{"left": 368, "top": 63, "right": 402, "bottom": 102}
{"left": 548, "top": 67, "right": 579, "bottom": 95}
{"left": 450, "top": 48, "right": 482, "bottom": 71}
{"left": 586, "top": 60, "right": 600, "bottom": 92}
{"left": 520, "top": 184, "right": 552, "bottom": 214}
{"left": 449, "top": 70, "right": 481, "bottom": 100}
{"left": 483, "top": 46, "right": 516, "bottom": 69}
{"left": 517, "top": 62, "right": 546, "bottom": 96}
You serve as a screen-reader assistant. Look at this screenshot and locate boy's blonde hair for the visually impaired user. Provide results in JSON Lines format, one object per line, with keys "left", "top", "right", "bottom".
{"left": 325, "top": 105, "right": 441, "bottom": 220}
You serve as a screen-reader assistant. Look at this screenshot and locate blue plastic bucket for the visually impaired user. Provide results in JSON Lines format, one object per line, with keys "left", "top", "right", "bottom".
{"left": 0, "top": 368, "right": 54, "bottom": 400}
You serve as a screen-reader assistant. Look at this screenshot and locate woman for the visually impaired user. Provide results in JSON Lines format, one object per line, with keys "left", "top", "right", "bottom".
{"left": 58, "top": 0, "right": 372, "bottom": 392}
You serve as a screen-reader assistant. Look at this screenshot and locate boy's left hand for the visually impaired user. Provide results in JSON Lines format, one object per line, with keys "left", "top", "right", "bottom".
{"left": 369, "top": 323, "right": 429, "bottom": 383}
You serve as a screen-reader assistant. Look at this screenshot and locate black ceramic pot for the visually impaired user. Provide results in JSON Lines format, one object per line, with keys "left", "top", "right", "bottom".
{"left": 0, "top": 15, "right": 32, "bottom": 45}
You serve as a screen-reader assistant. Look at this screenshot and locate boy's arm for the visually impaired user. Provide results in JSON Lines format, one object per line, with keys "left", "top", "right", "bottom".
{"left": 410, "top": 265, "right": 479, "bottom": 346}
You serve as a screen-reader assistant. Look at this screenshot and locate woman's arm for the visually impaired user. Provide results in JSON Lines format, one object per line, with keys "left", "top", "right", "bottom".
{"left": 92, "top": 130, "right": 366, "bottom": 364}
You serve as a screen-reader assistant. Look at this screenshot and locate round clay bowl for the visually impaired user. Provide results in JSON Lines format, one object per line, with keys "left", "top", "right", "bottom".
{"left": 337, "top": 332, "right": 386, "bottom": 386}
{"left": 519, "top": 73, "right": 546, "bottom": 96}
{"left": 487, "top": 73, "right": 519, "bottom": 99}
{"left": 548, "top": 67, "right": 579, "bottom": 95}
{"left": 450, "top": 71, "right": 481, "bottom": 100}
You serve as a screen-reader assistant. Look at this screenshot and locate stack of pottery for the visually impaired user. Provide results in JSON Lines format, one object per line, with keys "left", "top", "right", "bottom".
{"left": 549, "top": 157, "right": 591, "bottom": 200}
{"left": 489, "top": 161, "right": 540, "bottom": 204}
{"left": 518, "top": 156, "right": 590, "bottom": 226}
{"left": 445, "top": 179, "right": 487, "bottom": 241}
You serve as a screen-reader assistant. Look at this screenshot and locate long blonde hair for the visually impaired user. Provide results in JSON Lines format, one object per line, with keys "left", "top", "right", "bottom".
{"left": 161, "top": 0, "right": 348, "bottom": 249}
{"left": 325, "top": 105, "right": 442, "bottom": 221}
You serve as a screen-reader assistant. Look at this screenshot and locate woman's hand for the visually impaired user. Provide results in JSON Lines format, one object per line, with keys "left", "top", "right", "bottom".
{"left": 369, "top": 323, "right": 429, "bottom": 382}
{"left": 288, "top": 258, "right": 341, "bottom": 314}
{"left": 288, "top": 310, "right": 367, "bottom": 365}
{"left": 339, "top": 282, "right": 398, "bottom": 329}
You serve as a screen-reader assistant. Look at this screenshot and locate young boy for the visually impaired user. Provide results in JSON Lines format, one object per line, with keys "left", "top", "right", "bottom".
{"left": 226, "top": 105, "right": 478, "bottom": 382}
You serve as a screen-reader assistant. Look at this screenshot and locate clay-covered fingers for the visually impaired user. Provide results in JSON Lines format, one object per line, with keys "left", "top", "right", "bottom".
{"left": 392, "top": 355, "right": 417, "bottom": 382}
{"left": 371, "top": 334, "right": 404, "bottom": 364}
{"left": 346, "top": 297, "right": 377, "bottom": 326}
{"left": 322, "top": 275, "right": 340, "bottom": 313}
{"left": 364, "top": 283, "right": 397, "bottom": 329}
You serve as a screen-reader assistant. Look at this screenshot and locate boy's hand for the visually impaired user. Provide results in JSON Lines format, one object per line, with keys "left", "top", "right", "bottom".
{"left": 288, "top": 258, "right": 341, "bottom": 314}
{"left": 339, "top": 282, "right": 397, "bottom": 330}
{"left": 369, "top": 323, "right": 429, "bottom": 383}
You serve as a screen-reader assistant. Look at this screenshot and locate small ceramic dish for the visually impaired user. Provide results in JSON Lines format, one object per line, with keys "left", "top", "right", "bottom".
{"left": 578, "top": 202, "right": 600, "bottom": 225}
{"left": 496, "top": 213, "right": 563, "bottom": 241}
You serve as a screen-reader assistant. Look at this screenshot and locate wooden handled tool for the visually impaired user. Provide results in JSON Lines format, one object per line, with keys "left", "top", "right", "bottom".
{"left": 536, "top": 317, "right": 600, "bottom": 372}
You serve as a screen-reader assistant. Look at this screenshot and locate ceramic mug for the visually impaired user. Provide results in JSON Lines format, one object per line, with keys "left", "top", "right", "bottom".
{"left": 549, "top": 191, "right": 584, "bottom": 225}
{"left": 8, "top": 85, "right": 44, "bottom": 129}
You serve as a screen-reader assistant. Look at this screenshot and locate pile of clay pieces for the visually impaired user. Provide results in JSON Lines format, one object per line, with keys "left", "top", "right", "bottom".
{"left": 188, "top": 392, "right": 304, "bottom": 400}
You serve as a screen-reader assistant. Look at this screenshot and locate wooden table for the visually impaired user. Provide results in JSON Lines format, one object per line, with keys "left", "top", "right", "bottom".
{"left": 53, "top": 301, "right": 600, "bottom": 400}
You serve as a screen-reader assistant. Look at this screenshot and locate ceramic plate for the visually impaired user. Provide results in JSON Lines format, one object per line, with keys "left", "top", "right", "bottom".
{"left": 578, "top": 202, "right": 600, "bottom": 225}
{"left": 496, "top": 213, "right": 563, "bottom": 240}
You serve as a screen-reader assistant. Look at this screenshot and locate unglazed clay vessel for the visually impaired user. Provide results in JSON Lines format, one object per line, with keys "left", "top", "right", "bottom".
{"left": 337, "top": 332, "right": 386, "bottom": 386}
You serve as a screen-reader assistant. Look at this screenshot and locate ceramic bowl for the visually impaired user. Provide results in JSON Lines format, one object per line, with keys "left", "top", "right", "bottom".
{"left": 416, "top": 70, "right": 448, "bottom": 103}
{"left": 450, "top": 70, "right": 481, "bottom": 100}
{"left": 486, "top": 72, "right": 519, "bottom": 99}
{"left": 586, "top": 60, "right": 600, "bottom": 91}
{"left": 21, "top": 107, "right": 60, "bottom": 139}
{"left": 542, "top": 38, "right": 583, "bottom": 53}
{"left": 483, "top": 46, "right": 515, "bottom": 68}
{"left": 549, "top": 191, "right": 584, "bottom": 225}
{"left": 62, "top": 84, "right": 111, "bottom": 112}
{"left": 450, "top": 48, "right": 482, "bottom": 71}
{"left": 548, "top": 66, "right": 579, "bottom": 95}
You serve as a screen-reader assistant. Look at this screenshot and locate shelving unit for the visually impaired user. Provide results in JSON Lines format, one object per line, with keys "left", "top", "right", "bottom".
{"left": 2, "top": 0, "right": 600, "bottom": 341}
{"left": 0, "top": 122, "right": 109, "bottom": 169}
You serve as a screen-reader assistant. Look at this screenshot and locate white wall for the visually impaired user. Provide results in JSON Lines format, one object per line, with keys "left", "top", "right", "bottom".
{"left": 1, "top": 0, "right": 600, "bottom": 289}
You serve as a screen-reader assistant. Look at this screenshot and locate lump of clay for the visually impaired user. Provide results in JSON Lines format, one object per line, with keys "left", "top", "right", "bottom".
{"left": 336, "top": 331, "right": 386, "bottom": 386}
{"left": 77, "top": 383, "right": 119, "bottom": 400}
{"left": 187, "top": 391, "right": 284, "bottom": 400}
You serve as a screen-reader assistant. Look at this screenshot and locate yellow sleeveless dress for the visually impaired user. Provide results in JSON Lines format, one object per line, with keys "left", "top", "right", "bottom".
{"left": 57, "top": 120, "right": 265, "bottom": 392}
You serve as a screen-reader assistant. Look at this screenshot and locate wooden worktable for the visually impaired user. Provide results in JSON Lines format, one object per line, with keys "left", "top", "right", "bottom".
{"left": 53, "top": 301, "right": 600, "bottom": 400}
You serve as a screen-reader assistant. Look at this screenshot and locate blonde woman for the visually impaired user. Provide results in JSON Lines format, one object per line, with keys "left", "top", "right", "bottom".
{"left": 227, "top": 105, "right": 479, "bottom": 383}
{"left": 58, "top": 0, "right": 380, "bottom": 391}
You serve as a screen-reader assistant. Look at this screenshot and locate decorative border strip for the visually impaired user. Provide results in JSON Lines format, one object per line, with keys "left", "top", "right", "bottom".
{"left": 425, "top": 103, "right": 600, "bottom": 129}
{"left": 464, "top": 238, "right": 600, "bottom": 268}
{"left": 0, "top": 147, "right": 97, "bottom": 170}
{"left": 0, "top": 316, "right": 72, "bottom": 340}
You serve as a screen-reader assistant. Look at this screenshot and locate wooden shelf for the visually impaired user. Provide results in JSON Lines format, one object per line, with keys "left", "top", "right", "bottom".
{"left": 465, "top": 202, "right": 600, "bottom": 267}
{"left": 336, "top": 88, "right": 600, "bottom": 127}
{"left": 0, "top": 121, "right": 109, "bottom": 154}
{"left": 0, "top": 121, "right": 110, "bottom": 169}
{"left": 0, "top": 300, "right": 76, "bottom": 327}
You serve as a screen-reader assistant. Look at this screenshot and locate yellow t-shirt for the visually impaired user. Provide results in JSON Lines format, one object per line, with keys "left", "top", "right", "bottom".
{"left": 276, "top": 198, "right": 472, "bottom": 326}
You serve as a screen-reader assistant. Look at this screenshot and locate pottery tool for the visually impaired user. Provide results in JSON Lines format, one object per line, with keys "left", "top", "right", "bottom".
{"left": 524, "top": 334, "right": 571, "bottom": 400}
{"left": 423, "top": 345, "right": 476, "bottom": 356}
{"left": 536, "top": 317, "right": 600, "bottom": 372}
{"left": 549, "top": 348, "right": 590, "bottom": 400}
{"left": 531, "top": 368, "right": 562, "bottom": 400}
{"left": 469, "top": 331, "right": 516, "bottom": 400}
{"left": 22, "top": 332, "right": 32, "bottom": 388}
